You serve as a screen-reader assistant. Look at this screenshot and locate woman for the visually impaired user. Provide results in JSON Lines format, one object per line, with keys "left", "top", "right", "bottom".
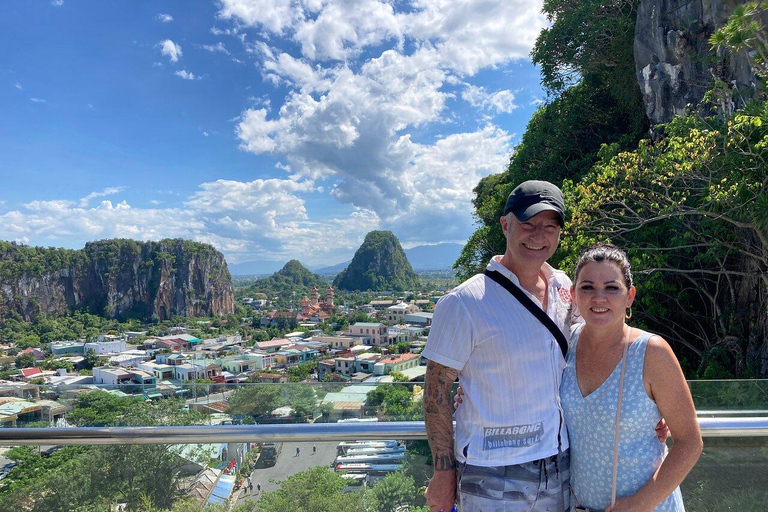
{"left": 454, "top": 244, "right": 702, "bottom": 511}
{"left": 561, "top": 244, "right": 702, "bottom": 511}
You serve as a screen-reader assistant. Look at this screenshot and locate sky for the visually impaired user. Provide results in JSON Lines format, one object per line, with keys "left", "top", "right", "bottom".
{"left": 0, "top": 0, "right": 547, "bottom": 268}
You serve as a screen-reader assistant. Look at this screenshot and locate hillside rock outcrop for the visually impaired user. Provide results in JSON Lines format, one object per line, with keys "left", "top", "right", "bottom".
{"left": 634, "top": 0, "right": 757, "bottom": 125}
{"left": 333, "top": 231, "right": 419, "bottom": 291}
{"left": 0, "top": 239, "right": 234, "bottom": 321}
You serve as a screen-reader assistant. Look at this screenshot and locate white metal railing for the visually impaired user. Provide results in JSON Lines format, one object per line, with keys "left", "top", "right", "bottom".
{"left": 0, "top": 417, "right": 766, "bottom": 446}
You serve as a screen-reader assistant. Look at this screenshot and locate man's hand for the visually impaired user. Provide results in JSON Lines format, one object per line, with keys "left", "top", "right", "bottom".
{"left": 425, "top": 469, "right": 457, "bottom": 512}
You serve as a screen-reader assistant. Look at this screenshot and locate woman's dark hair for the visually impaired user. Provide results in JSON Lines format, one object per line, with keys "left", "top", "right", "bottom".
{"left": 574, "top": 244, "right": 633, "bottom": 289}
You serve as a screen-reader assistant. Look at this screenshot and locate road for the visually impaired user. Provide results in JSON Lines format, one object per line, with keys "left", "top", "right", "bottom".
{"left": 235, "top": 440, "right": 340, "bottom": 505}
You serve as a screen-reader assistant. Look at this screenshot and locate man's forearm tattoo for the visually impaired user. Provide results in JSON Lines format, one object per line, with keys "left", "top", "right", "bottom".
{"left": 424, "top": 360, "right": 459, "bottom": 471}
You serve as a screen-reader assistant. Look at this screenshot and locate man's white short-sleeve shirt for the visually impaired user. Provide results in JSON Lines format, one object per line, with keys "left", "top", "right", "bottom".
{"left": 422, "top": 256, "right": 575, "bottom": 467}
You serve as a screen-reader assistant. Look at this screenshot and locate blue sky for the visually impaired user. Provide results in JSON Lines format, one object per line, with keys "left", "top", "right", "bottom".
{"left": 0, "top": 0, "right": 547, "bottom": 268}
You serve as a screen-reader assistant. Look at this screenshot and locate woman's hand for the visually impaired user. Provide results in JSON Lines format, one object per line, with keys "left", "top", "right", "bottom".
{"left": 453, "top": 385, "right": 464, "bottom": 410}
{"left": 604, "top": 495, "right": 654, "bottom": 512}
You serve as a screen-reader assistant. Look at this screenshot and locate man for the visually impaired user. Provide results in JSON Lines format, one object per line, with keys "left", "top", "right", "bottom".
{"left": 423, "top": 180, "right": 573, "bottom": 512}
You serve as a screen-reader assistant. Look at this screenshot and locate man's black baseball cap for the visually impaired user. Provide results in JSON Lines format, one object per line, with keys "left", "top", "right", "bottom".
{"left": 503, "top": 180, "right": 565, "bottom": 227}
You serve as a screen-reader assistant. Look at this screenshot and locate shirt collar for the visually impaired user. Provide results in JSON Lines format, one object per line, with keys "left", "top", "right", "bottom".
{"left": 487, "top": 255, "right": 557, "bottom": 287}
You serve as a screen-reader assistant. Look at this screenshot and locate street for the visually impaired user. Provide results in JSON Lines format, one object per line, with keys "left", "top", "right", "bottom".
{"left": 235, "top": 440, "right": 339, "bottom": 505}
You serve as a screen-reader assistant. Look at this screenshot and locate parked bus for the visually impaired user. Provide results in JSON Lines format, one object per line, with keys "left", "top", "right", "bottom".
{"left": 334, "top": 462, "right": 403, "bottom": 474}
{"left": 335, "top": 451, "right": 406, "bottom": 465}
{"left": 344, "top": 445, "right": 406, "bottom": 456}
{"left": 336, "top": 440, "right": 400, "bottom": 455}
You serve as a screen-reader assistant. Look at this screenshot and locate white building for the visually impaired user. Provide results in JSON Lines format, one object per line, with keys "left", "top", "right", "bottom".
{"left": 385, "top": 303, "right": 421, "bottom": 323}
{"left": 349, "top": 323, "right": 388, "bottom": 347}
{"left": 93, "top": 366, "right": 134, "bottom": 386}
{"left": 84, "top": 339, "right": 127, "bottom": 355}
{"left": 174, "top": 363, "right": 204, "bottom": 381}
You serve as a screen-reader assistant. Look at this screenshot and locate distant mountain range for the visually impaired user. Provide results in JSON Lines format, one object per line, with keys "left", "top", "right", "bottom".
{"left": 228, "top": 242, "right": 463, "bottom": 276}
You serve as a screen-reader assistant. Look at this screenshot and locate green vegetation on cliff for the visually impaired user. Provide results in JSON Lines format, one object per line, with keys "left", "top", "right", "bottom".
{"left": 333, "top": 231, "right": 420, "bottom": 291}
{"left": 0, "top": 238, "right": 234, "bottom": 321}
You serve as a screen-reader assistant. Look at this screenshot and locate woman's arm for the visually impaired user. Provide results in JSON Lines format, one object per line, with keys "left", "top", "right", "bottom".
{"left": 607, "top": 335, "right": 703, "bottom": 512}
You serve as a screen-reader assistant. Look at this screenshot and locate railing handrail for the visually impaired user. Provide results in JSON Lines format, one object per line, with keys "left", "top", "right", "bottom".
{"left": 0, "top": 417, "right": 766, "bottom": 446}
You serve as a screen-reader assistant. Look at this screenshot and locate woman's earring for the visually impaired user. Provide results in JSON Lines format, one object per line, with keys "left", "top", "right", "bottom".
{"left": 625, "top": 307, "right": 632, "bottom": 320}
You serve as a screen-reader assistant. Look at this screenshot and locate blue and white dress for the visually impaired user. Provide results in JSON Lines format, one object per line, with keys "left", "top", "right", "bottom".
{"left": 560, "top": 325, "right": 685, "bottom": 511}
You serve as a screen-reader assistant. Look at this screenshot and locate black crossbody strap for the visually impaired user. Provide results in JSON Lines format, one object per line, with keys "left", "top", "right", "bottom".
{"left": 484, "top": 269, "right": 568, "bottom": 358}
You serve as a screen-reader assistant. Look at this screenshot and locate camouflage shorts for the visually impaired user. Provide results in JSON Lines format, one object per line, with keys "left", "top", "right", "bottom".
{"left": 457, "top": 451, "right": 570, "bottom": 512}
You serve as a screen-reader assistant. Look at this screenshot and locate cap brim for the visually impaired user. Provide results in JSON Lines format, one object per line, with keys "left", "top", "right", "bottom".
{"left": 513, "top": 203, "right": 564, "bottom": 226}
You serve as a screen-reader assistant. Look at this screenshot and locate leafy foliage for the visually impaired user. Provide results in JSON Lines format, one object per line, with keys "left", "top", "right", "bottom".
{"left": 0, "top": 391, "right": 202, "bottom": 511}
{"left": 239, "top": 466, "right": 364, "bottom": 512}
{"left": 365, "top": 384, "right": 423, "bottom": 420}
{"left": 563, "top": 100, "right": 768, "bottom": 376}
{"left": 226, "top": 385, "right": 283, "bottom": 418}
{"left": 710, "top": 1, "right": 768, "bottom": 81}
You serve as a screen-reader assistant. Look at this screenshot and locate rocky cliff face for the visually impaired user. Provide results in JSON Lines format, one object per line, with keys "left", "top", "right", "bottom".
{"left": 634, "top": 0, "right": 757, "bottom": 125}
{"left": 0, "top": 239, "right": 234, "bottom": 321}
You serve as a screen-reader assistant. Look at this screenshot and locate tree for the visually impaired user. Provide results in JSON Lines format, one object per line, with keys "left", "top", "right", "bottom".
{"left": 183, "top": 378, "right": 215, "bottom": 398}
{"left": 83, "top": 348, "right": 100, "bottom": 370}
{"left": 14, "top": 352, "right": 36, "bottom": 369}
{"left": 280, "top": 384, "right": 318, "bottom": 419}
{"left": 226, "top": 385, "right": 282, "bottom": 418}
{"left": 364, "top": 471, "right": 425, "bottom": 512}
{"left": 236, "top": 466, "right": 364, "bottom": 512}
{"left": 390, "top": 371, "right": 410, "bottom": 382}
{"left": 565, "top": 100, "right": 768, "bottom": 377}
{"left": 365, "top": 384, "right": 422, "bottom": 420}
{"left": 286, "top": 361, "right": 317, "bottom": 382}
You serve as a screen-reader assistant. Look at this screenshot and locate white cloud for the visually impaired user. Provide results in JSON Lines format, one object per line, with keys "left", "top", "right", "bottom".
{"left": 462, "top": 84, "right": 518, "bottom": 114}
{"left": 203, "top": 131, "right": 210, "bottom": 137}
{"left": 30, "top": 97, "right": 47, "bottom": 103}
{"left": 175, "top": 70, "right": 198, "bottom": 80}
{"left": 187, "top": 178, "right": 316, "bottom": 216}
{"left": 14, "top": 82, "right": 22, "bottom": 90}
{"left": 261, "top": 49, "right": 335, "bottom": 92}
{"left": 292, "top": 0, "right": 402, "bottom": 61}
{"left": 218, "top": 0, "right": 544, "bottom": 73}
{"left": 51, "top": 0, "right": 64, "bottom": 5}
{"left": 159, "top": 39, "right": 182, "bottom": 63}
{"left": 78, "top": 186, "right": 125, "bottom": 207}
{"left": 402, "top": 0, "right": 545, "bottom": 75}
{"left": 237, "top": 47, "right": 448, "bottom": 208}
{"left": 156, "top": 13, "right": 173, "bottom": 23}
{"left": 217, "top": 0, "right": 295, "bottom": 34}
{"left": 202, "top": 42, "right": 230, "bottom": 55}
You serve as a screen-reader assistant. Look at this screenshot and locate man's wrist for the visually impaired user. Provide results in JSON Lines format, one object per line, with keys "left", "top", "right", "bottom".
{"left": 433, "top": 455, "right": 457, "bottom": 471}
